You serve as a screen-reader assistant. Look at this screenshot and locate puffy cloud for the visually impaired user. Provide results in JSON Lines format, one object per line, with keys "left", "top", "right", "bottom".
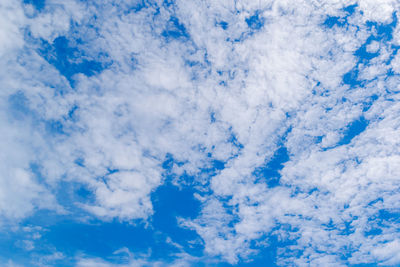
{"left": 1, "top": 0, "right": 400, "bottom": 266}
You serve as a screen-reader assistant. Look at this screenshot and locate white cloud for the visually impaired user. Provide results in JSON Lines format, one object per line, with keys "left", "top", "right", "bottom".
{"left": 1, "top": 0, "right": 400, "bottom": 265}
{"left": 0, "top": 1, "right": 25, "bottom": 56}
{"left": 366, "top": 40, "right": 380, "bottom": 53}
{"left": 76, "top": 248, "right": 200, "bottom": 267}
{"left": 358, "top": 0, "right": 398, "bottom": 23}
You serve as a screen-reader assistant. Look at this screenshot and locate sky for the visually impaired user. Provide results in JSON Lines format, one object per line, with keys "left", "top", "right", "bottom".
{"left": 1, "top": 0, "right": 400, "bottom": 266}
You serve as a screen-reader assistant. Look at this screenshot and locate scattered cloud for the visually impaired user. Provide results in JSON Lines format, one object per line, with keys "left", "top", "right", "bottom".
{"left": 1, "top": 0, "right": 400, "bottom": 266}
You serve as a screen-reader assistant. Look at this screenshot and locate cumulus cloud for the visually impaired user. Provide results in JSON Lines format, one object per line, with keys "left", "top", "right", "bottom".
{"left": 1, "top": 0, "right": 400, "bottom": 266}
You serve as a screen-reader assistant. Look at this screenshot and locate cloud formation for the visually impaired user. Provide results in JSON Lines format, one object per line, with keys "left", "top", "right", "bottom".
{"left": 1, "top": 0, "right": 400, "bottom": 266}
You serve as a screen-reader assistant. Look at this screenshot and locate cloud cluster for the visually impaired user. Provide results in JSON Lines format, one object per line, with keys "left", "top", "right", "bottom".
{"left": 1, "top": 0, "right": 400, "bottom": 265}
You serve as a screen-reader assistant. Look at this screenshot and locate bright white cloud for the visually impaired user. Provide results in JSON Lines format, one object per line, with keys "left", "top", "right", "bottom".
{"left": 1, "top": 0, "right": 400, "bottom": 266}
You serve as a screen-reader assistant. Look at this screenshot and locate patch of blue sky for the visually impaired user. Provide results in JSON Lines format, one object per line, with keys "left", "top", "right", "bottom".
{"left": 342, "top": 67, "right": 362, "bottom": 87}
{"left": 354, "top": 38, "right": 380, "bottom": 62}
{"left": 245, "top": 11, "right": 265, "bottom": 31}
{"left": 23, "top": 0, "right": 45, "bottom": 11}
{"left": 365, "top": 12, "right": 397, "bottom": 42}
{"left": 352, "top": 264, "right": 382, "bottom": 267}
{"left": 217, "top": 21, "right": 229, "bottom": 30}
{"left": 323, "top": 218, "right": 356, "bottom": 236}
{"left": 226, "top": 11, "right": 266, "bottom": 44}
{"left": 342, "top": 4, "right": 357, "bottom": 15}
{"left": 162, "top": 0, "right": 175, "bottom": 9}
{"left": 386, "top": 43, "right": 400, "bottom": 65}
{"left": 151, "top": 182, "right": 204, "bottom": 256}
{"left": 122, "top": 0, "right": 153, "bottom": 14}
{"left": 43, "top": 221, "right": 157, "bottom": 258}
{"left": 323, "top": 16, "right": 346, "bottom": 28}
{"left": 0, "top": 231, "right": 57, "bottom": 266}
{"left": 253, "top": 146, "right": 289, "bottom": 188}
{"left": 210, "top": 111, "right": 216, "bottom": 123}
{"left": 321, "top": 116, "right": 369, "bottom": 150}
{"left": 1, "top": 179, "right": 204, "bottom": 265}
{"left": 33, "top": 220, "right": 157, "bottom": 262}
{"left": 162, "top": 16, "right": 190, "bottom": 41}
{"left": 364, "top": 208, "right": 400, "bottom": 237}
{"left": 337, "top": 116, "right": 369, "bottom": 146}
{"left": 377, "top": 209, "right": 400, "bottom": 224}
{"left": 364, "top": 227, "right": 383, "bottom": 237}
{"left": 353, "top": 20, "right": 397, "bottom": 64}
{"left": 37, "top": 36, "right": 109, "bottom": 87}
{"left": 362, "top": 94, "right": 379, "bottom": 112}
{"left": 342, "top": 12, "right": 398, "bottom": 88}
{"left": 54, "top": 180, "right": 97, "bottom": 210}
{"left": 323, "top": 4, "right": 357, "bottom": 28}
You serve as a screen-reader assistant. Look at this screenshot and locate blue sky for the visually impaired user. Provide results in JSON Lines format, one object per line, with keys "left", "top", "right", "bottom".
{"left": 1, "top": 0, "right": 400, "bottom": 266}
